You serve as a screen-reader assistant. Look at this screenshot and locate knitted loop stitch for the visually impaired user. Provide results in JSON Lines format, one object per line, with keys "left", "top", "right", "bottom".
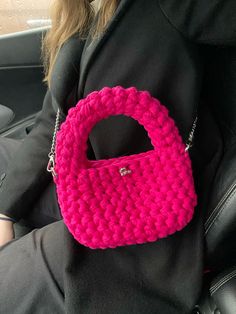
{"left": 54, "top": 86, "right": 197, "bottom": 249}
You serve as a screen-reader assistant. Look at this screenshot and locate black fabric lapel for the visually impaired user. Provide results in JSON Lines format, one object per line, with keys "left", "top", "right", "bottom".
{"left": 49, "top": 0, "right": 132, "bottom": 117}
{"left": 77, "top": 0, "right": 133, "bottom": 99}
{"left": 49, "top": 33, "right": 86, "bottom": 117}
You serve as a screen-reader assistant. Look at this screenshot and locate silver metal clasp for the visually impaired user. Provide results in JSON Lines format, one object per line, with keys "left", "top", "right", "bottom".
{"left": 47, "top": 153, "right": 57, "bottom": 177}
{"left": 185, "top": 142, "right": 192, "bottom": 152}
{"left": 119, "top": 167, "right": 132, "bottom": 176}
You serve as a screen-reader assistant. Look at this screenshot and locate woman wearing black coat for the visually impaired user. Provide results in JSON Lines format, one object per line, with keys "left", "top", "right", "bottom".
{"left": 0, "top": 0, "right": 235, "bottom": 313}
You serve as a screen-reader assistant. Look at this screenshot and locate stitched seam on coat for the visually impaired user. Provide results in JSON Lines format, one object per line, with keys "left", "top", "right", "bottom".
{"left": 210, "top": 269, "right": 236, "bottom": 295}
{"left": 156, "top": 1, "right": 201, "bottom": 128}
{"left": 204, "top": 181, "right": 236, "bottom": 234}
{"left": 204, "top": 181, "right": 236, "bottom": 230}
{"left": 158, "top": 0, "right": 236, "bottom": 45}
{"left": 157, "top": 0, "right": 195, "bottom": 43}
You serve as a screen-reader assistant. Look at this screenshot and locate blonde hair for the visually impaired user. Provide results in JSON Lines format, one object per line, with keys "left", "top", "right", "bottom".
{"left": 41, "top": 0, "right": 119, "bottom": 87}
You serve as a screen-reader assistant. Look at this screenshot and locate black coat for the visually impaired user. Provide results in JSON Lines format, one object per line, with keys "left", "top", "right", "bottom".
{"left": 0, "top": 0, "right": 235, "bottom": 313}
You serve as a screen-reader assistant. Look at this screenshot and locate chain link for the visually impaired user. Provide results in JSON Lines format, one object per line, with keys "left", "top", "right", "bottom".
{"left": 46, "top": 108, "right": 61, "bottom": 177}
{"left": 185, "top": 116, "right": 198, "bottom": 152}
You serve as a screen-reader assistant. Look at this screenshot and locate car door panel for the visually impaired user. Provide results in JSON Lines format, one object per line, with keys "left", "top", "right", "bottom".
{"left": 0, "top": 28, "right": 49, "bottom": 138}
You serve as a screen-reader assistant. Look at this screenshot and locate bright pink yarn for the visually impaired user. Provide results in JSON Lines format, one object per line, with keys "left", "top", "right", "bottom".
{"left": 54, "top": 86, "right": 197, "bottom": 249}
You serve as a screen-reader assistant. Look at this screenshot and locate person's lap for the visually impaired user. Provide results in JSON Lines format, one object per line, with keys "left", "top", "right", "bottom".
{"left": 0, "top": 220, "right": 65, "bottom": 313}
{"left": 0, "top": 137, "right": 64, "bottom": 311}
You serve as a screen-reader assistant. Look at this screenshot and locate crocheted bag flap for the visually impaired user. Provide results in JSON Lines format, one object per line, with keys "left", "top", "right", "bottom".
{"left": 54, "top": 86, "right": 197, "bottom": 249}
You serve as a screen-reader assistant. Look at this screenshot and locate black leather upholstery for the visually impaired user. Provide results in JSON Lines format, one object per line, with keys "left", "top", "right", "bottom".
{"left": 210, "top": 267, "right": 236, "bottom": 314}
{"left": 201, "top": 45, "right": 236, "bottom": 271}
{"left": 205, "top": 143, "right": 236, "bottom": 271}
{"left": 195, "top": 41, "right": 236, "bottom": 314}
{"left": 195, "top": 267, "right": 236, "bottom": 314}
{"left": 194, "top": 284, "right": 218, "bottom": 314}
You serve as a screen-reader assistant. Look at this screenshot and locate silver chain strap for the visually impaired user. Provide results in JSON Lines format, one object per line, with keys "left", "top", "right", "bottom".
{"left": 46, "top": 108, "right": 198, "bottom": 177}
{"left": 185, "top": 116, "right": 198, "bottom": 152}
{"left": 47, "top": 108, "right": 61, "bottom": 177}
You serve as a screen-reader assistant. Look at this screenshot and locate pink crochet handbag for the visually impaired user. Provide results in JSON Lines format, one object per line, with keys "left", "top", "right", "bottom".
{"left": 47, "top": 86, "right": 197, "bottom": 249}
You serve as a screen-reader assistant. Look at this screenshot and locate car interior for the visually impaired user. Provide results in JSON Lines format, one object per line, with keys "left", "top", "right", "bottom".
{"left": 0, "top": 24, "right": 236, "bottom": 314}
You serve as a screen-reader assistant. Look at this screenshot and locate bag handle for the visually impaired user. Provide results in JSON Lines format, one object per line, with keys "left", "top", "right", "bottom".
{"left": 47, "top": 86, "right": 197, "bottom": 177}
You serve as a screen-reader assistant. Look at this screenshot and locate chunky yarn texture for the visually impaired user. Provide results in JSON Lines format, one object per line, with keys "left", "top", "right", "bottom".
{"left": 54, "top": 86, "right": 197, "bottom": 249}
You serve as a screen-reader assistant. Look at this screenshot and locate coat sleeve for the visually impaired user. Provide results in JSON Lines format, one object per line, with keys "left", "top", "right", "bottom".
{"left": 158, "top": 0, "right": 236, "bottom": 46}
{"left": 0, "top": 89, "right": 58, "bottom": 222}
